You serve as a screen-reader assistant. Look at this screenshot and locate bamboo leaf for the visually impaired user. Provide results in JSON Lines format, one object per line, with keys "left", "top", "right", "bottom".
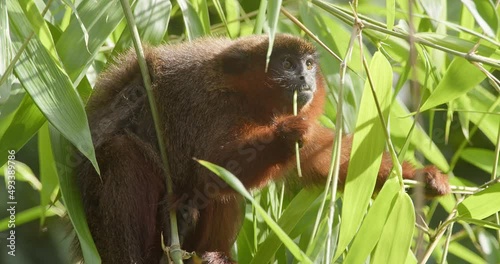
{"left": 0, "top": 0, "right": 14, "bottom": 106}
{"left": 343, "top": 176, "right": 400, "bottom": 264}
{"left": 114, "top": 0, "right": 171, "bottom": 53}
{"left": 386, "top": 0, "right": 395, "bottom": 31}
{"left": 198, "top": 159, "right": 313, "bottom": 264}
{"left": 390, "top": 101, "right": 450, "bottom": 171}
{"left": 192, "top": 0, "right": 210, "bottom": 34}
{"left": 420, "top": 57, "right": 486, "bottom": 112}
{"left": 335, "top": 51, "right": 393, "bottom": 259}
{"left": 264, "top": 0, "right": 282, "bottom": 70}
{"left": 250, "top": 188, "right": 323, "bottom": 264}
{"left": 38, "top": 123, "right": 59, "bottom": 226}
{"left": 371, "top": 192, "right": 415, "bottom": 264}
{"left": 462, "top": 0, "right": 497, "bottom": 38}
{"left": 0, "top": 206, "right": 59, "bottom": 232}
{"left": 177, "top": 0, "right": 206, "bottom": 40}
{"left": 464, "top": 87, "right": 500, "bottom": 143}
{"left": 56, "top": 0, "right": 124, "bottom": 83}
{"left": 461, "top": 148, "right": 500, "bottom": 175}
{"left": 456, "top": 217, "right": 500, "bottom": 230}
{"left": 8, "top": 0, "right": 99, "bottom": 174}
{"left": 458, "top": 182, "right": 500, "bottom": 219}
{"left": 225, "top": 0, "right": 240, "bottom": 38}
{"left": 0, "top": 95, "right": 46, "bottom": 166}
{"left": 18, "top": 0, "right": 59, "bottom": 61}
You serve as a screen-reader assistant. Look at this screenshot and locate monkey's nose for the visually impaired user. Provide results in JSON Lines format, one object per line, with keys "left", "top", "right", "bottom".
{"left": 299, "top": 75, "right": 305, "bottom": 80}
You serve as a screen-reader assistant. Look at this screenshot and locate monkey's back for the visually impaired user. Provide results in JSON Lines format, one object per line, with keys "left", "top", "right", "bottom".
{"left": 85, "top": 37, "right": 249, "bottom": 188}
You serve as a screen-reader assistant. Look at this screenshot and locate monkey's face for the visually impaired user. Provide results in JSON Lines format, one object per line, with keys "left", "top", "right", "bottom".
{"left": 268, "top": 53, "right": 318, "bottom": 108}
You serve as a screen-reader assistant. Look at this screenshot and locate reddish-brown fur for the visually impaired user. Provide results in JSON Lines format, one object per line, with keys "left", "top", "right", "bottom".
{"left": 75, "top": 34, "right": 449, "bottom": 263}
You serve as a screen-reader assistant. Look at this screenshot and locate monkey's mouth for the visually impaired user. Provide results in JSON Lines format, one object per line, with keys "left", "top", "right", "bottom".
{"left": 298, "top": 84, "right": 312, "bottom": 92}
{"left": 292, "top": 85, "right": 314, "bottom": 106}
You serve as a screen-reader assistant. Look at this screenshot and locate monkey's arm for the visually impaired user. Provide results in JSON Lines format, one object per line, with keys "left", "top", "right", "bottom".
{"left": 216, "top": 115, "right": 308, "bottom": 189}
{"left": 299, "top": 124, "right": 450, "bottom": 196}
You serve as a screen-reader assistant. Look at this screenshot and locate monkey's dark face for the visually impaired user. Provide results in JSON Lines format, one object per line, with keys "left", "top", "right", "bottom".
{"left": 268, "top": 53, "right": 318, "bottom": 108}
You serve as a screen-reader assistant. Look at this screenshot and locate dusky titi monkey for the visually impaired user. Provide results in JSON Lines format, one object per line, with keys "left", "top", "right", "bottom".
{"left": 75, "top": 34, "right": 450, "bottom": 263}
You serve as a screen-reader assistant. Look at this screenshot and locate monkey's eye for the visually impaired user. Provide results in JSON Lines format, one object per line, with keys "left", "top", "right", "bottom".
{"left": 306, "top": 59, "right": 314, "bottom": 70}
{"left": 282, "top": 58, "right": 293, "bottom": 70}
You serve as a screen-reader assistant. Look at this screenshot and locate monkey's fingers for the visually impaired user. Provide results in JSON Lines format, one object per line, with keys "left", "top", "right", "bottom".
{"left": 274, "top": 115, "right": 309, "bottom": 145}
{"left": 201, "top": 252, "right": 236, "bottom": 264}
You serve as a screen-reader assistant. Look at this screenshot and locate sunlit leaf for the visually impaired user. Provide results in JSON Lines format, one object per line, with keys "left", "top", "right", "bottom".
{"left": 335, "top": 51, "right": 393, "bottom": 259}
{"left": 198, "top": 159, "right": 313, "bottom": 264}
{"left": 371, "top": 192, "right": 415, "bottom": 264}
{"left": 8, "top": 0, "right": 99, "bottom": 174}
{"left": 458, "top": 182, "right": 500, "bottom": 219}
{"left": 420, "top": 58, "right": 486, "bottom": 112}
{"left": 177, "top": 0, "right": 206, "bottom": 40}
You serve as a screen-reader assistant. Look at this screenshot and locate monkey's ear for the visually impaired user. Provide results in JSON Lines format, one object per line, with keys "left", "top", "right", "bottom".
{"left": 221, "top": 47, "right": 250, "bottom": 74}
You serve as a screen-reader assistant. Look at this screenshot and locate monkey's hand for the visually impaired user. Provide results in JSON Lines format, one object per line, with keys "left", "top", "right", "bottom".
{"left": 274, "top": 115, "right": 309, "bottom": 148}
{"left": 413, "top": 166, "right": 450, "bottom": 197}
{"left": 200, "top": 252, "right": 235, "bottom": 264}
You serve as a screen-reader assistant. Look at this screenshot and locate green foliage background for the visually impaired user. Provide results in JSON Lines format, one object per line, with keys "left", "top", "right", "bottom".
{"left": 0, "top": 0, "right": 499, "bottom": 263}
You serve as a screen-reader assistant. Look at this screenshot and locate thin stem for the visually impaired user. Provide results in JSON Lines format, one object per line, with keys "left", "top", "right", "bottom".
{"left": 118, "top": 1, "right": 182, "bottom": 264}
{"left": 312, "top": 0, "right": 500, "bottom": 69}
{"left": 439, "top": 222, "right": 454, "bottom": 264}
{"left": 407, "top": 0, "right": 426, "bottom": 259}
{"left": 325, "top": 6, "right": 361, "bottom": 262}
{"left": 293, "top": 89, "right": 303, "bottom": 177}
{"left": 419, "top": 198, "right": 462, "bottom": 264}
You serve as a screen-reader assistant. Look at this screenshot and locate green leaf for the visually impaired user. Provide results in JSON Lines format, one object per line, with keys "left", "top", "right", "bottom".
{"left": 416, "top": 33, "right": 500, "bottom": 57}
{"left": 386, "top": 0, "right": 395, "bottom": 30}
{"left": 225, "top": 0, "right": 240, "bottom": 38}
{"left": 0, "top": 95, "right": 45, "bottom": 167}
{"left": 448, "top": 241, "right": 487, "bottom": 264}
{"left": 252, "top": 0, "right": 267, "bottom": 34}
{"left": 212, "top": 0, "right": 229, "bottom": 36}
{"left": 371, "top": 192, "right": 415, "bottom": 264}
{"left": 114, "top": 0, "right": 171, "bottom": 53}
{"left": 56, "top": 0, "right": 124, "bottom": 83}
{"left": 458, "top": 182, "right": 500, "bottom": 219}
{"left": 198, "top": 159, "right": 313, "bottom": 264}
{"left": 250, "top": 188, "right": 323, "bottom": 264}
{"left": 390, "top": 101, "right": 450, "bottom": 171}
{"left": 264, "top": 0, "right": 282, "bottom": 70}
{"left": 38, "top": 123, "right": 59, "bottom": 226}
{"left": 463, "top": 0, "right": 497, "bottom": 38}
{"left": 1, "top": 160, "right": 40, "bottom": 190}
{"left": 0, "top": 0, "right": 14, "bottom": 105}
{"left": 335, "top": 51, "right": 393, "bottom": 259}
{"left": 456, "top": 217, "right": 500, "bottom": 230}
{"left": 343, "top": 176, "right": 400, "bottom": 264}
{"left": 420, "top": 0, "right": 444, "bottom": 29}
{"left": 192, "top": 0, "right": 210, "bottom": 34}
{"left": 177, "top": 0, "right": 206, "bottom": 40}
{"left": 0, "top": 205, "right": 60, "bottom": 232}
{"left": 420, "top": 57, "right": 486, "bottom": 111}
{"left": 8, "top": 0, "right": 99, "bottom": 174}
{"left": 465, "top": 87, "right": 500, "bottom": 143}
{"left": 461, "top": 148, "right": 500, "bottom": 175}
{"left": 18, "top": 0, "right": 59, "bottom": 61}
